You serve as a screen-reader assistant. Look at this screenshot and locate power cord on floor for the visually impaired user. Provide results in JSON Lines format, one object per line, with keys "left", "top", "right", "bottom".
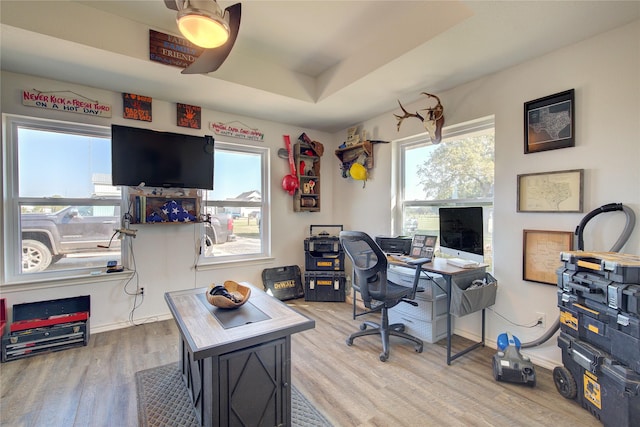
{"left": 486, "top": 307, "right": 541, "bottom": 328}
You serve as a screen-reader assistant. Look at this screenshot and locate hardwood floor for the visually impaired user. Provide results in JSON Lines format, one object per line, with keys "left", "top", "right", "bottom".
{"left": 0, "top": 300, "right": 601, "bottom": 427}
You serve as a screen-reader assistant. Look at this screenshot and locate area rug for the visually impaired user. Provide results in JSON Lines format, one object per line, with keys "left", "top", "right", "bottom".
{"left": 135, "top": 363, "right": 332, "bottom": 427}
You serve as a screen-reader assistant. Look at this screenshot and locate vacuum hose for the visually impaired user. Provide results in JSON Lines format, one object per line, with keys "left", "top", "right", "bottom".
{"left": 575, "top": 203, "right": 636, "bottom": 252}
{"left": 521, "top": 203, "right": 636, "bottom": 348}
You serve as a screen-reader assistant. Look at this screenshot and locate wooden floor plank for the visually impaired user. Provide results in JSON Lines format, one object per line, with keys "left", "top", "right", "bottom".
{"left": 0, "top": 299, "right": 602, "bottom": 427}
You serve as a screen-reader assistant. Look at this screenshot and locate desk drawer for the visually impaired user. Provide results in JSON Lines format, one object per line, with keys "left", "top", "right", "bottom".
{"left": 387, "top": 265, "right": 445, "bottom": 301}
{"left": 391, "top": 293, "right": 447, "bottom": 321}
{"left": 389, "top": 311, "right": 448, "bottom": 344}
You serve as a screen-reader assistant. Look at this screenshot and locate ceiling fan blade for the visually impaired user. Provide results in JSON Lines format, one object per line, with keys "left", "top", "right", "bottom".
{"left": 181, "top": 2, "right": 241, "bottom": 74}
{"left": 163, "top": 0, "right": 180, "bottom": 11}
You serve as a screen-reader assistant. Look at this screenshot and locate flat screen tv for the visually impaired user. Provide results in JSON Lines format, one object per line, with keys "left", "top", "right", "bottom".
{"left": 111, "top": 124, "right": 214, "bottom": 190}
{"left": 438, "top": 207, "right": 484, "bottom": 264}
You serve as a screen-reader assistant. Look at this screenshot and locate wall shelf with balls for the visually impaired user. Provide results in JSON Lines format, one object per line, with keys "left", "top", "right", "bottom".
{"left": 293, "top": 141, "right": 321, "bottom": 212}
{"left": 128, "top": 188, "right": 202, "bottom": 224}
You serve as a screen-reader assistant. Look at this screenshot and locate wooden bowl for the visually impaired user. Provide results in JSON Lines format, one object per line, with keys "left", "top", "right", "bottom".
{"left": 206, "top": 281, "right": 251, "bottom": 309}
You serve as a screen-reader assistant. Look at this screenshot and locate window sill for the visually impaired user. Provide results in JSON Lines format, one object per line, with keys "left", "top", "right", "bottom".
{"left": 196, "top": 256, "right": 275, "bottom": 271}
{"left": 1, "top": 269, "right": 135, "bottom": 292}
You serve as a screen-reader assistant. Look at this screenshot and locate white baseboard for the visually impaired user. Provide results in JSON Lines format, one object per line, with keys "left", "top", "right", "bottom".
{"left": 90, "top": 313, "right": 174, "bottom": 334}
{"left": 454, "top": 327, "right": 560, "bottom": 371}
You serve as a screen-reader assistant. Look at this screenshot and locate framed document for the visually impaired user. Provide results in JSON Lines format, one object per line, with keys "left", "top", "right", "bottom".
{"left": 517, "top": 169, "right": 583, "bottom": 213}
{"left": 523, "top": 230, "right": 573, "bottom": 285}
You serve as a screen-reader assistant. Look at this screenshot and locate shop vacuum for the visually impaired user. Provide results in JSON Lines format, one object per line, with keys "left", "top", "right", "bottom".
{"left": 492, "top": 203, "right": 635, "bottom": 387}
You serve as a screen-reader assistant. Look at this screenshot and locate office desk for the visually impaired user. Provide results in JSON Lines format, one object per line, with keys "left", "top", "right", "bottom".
{"left": 388, "top": 257, "right": 488, "bottom": 365}
{"left": 165, "top": 283, "right": 315, "bottom": 426}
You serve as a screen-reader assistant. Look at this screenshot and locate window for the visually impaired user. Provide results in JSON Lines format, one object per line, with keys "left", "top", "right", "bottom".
{"left": 198, "top": 141, "right": 270, "bottom": 264}
{"left": 394, "top": 116, "right": 494, "bottom": 264}
{"left": 2, "top": 115, "right": 121, "bottom": 283}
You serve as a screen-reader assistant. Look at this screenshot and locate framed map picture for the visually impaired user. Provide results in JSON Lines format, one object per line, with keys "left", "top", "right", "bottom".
{"left": 517, "top": 169, "right": 583, "bottom": 213}
{"left": 524, "top": 89, "right": 574, "bottom": 154}
{"left": 523, "top": 230, "right": 573, "bottom": 285}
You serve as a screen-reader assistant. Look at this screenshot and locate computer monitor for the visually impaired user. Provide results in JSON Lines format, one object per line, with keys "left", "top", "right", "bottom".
{"left": 438, "top": 207, "right": 484, "bottom": 264}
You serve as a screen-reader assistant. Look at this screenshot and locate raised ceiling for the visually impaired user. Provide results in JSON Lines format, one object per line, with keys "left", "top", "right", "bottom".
{"left": 1, "top": 1, "right": 638, "bottom": 132}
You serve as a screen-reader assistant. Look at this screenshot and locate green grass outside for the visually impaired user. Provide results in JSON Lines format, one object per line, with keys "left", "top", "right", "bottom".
{"left": 233, "top": 218, "right": 260, "bottom": 238}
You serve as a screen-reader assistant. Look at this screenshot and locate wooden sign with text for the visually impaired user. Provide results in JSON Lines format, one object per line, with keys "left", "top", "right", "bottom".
{"left": 122, "top": 93, "right": 152, "bottom": 122}
{"left": 177, "top": 103, "right": 201, "bottom": 129}
{"left": 149, "top": 29, "right": 203, "bottom": 69}
{"left": 22, "top": 89, "right": 111, "bottom": 117}
{"left": 209, "top": 122, "right": 265, "bottom": 141}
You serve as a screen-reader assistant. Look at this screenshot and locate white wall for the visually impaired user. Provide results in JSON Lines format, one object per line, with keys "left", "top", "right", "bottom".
{"left": 2, "top": 20, "right": 638, "bottom": 369}
{"left": 1, "top": 71, "right": 336, "bottom": 331}
{"left": 331, "top": 20, "right": 640, "bottom": 369}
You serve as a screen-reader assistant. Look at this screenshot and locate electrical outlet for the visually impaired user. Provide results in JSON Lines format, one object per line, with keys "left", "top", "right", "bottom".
{"left": 536, "top": 312, "right": 546, "bottom": 328}
{"left": 139, "top": 287, "right": 145, "bottom": 296}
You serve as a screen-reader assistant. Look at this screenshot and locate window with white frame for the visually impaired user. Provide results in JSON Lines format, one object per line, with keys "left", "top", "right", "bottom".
{"left": 2, "top": 116, "right": 271, "bottom": 284}
{"left": 2, "top": 115, "right": 121, "bottom": 282}
{"left": 395, "top": 116, "right": 495, "bottom": 264}
{"left": 198, "top": 141, "right": 270, "bottom": 264}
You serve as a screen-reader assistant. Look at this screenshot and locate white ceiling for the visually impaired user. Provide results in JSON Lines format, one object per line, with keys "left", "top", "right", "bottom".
{"left": 1, "top": 1, "right": 639, "bottom": 133}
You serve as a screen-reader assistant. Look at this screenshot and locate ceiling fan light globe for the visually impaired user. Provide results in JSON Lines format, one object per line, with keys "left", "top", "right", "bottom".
{"left": 177, "top": 6, "right": 230, "bottom": 49}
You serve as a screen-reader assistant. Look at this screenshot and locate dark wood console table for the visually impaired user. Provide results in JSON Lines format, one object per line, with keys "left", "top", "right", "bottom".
{"left": 165, "top": 283, "right": 315, "bottom": 426}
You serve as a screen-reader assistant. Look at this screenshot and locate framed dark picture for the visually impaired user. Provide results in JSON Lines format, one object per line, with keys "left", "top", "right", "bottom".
{"left": 177, "top": 103, "right": 201, "bottom": 129}
{"left": 122, "top": 93, "right": 152, "bottom": 122}
{"left": 524, "top": 89, "right": 574, "bottom": 154}
{"left": 523, "top": 230, "right": 573, "bottom": 285}
{"left": 410, "top": 234, "right": 437, "bottom": 258}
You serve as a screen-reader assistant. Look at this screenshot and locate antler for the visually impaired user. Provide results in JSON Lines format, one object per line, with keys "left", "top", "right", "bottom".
{"left": 394, "top": 92, "right": 445, "bottom": 144}
{"left": 394, "top": 100, "right": 424, "bottom": 132}
{"left": 420, "top": 93, "right": 444, "bottom": 122}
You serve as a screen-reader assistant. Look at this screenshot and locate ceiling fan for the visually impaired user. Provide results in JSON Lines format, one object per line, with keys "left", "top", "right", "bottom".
{"left": 164, "top": 0, "right": 241, "bottom": 74}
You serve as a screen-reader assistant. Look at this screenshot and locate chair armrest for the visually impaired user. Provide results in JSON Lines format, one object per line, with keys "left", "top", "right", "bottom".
{"left": 405, "top": 258, "right": 431, "bottom": 299}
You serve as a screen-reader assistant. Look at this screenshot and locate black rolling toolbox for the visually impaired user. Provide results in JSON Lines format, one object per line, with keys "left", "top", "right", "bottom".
{"left": 558, "top": 291, "right": 640, "bottom": 373}
{"left": 557, "top": 251, "right": 640, "bottom": 374}
{"left": 303, "top": 225, "right": 346, "bottom": 302}
{"left": 556, "top": 332, "right": 640, "bottom": 427}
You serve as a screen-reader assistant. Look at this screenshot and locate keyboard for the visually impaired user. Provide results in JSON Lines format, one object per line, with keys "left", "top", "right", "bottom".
{"left": 446, "top": 258, "right": 479, "bottom": 268}
{"left": 389, "top": 254, "right": 432, "bottom": 264}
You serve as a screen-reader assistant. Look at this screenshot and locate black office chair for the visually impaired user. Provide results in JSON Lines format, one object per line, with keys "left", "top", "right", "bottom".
{"left": 339, "top": 230, "right": 427, "bottom": 362}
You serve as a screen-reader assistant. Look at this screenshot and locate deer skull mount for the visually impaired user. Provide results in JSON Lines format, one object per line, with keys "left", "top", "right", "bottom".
{"left": 394, "top": 92, "right": 445, "bottom": 144}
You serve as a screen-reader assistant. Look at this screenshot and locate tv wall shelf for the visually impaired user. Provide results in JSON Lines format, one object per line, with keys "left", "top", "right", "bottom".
{"left": 128, "top": 188, "right": 202, "bottom": 224}
{"left": 293, "top": 142, "right": 321, "bottom": 212}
